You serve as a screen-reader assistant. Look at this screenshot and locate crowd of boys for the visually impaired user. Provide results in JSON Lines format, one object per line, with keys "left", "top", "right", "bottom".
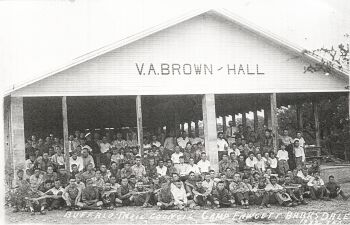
{"left": 8, "top": 124, "right": 349, "bottom": 215}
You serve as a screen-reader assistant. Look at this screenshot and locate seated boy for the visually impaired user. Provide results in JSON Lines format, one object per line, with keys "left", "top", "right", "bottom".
{"left": 157, "top": 178, "right": 175, "bottom": 210}
{"left": 25, "top": 184, "right": 47, "bottom": 215}
{"left": 148, "top": 176, "right": 162, "bottom": 205}
{"left": 184, "top": 172, "right": 197, "bottom": 199}
{"left": 171, "top": 180, "right": 189, "bottom": 210}
{"left": 45, "top": 179, "right": 65, "bottom": 210}
{"left": 81, "top": 179, "right": 103, "bottom": 210}
{"left": 63, "top": 178, "right": 82, "bottom": 211}
{"left": 283, "top": 176, "right": 307, "bottom": 205}
{"left": 131, "top": 180, "right": 152, "bottom": 208}
{"left": 117, "top": 177, "right": 134, "bottom": 206}
{"left": 264, "top": 176, "right": 293, "bottom": 207}
{"left": 229, "top": 173, "right": 249, "bottom": 208}
{"left": 192, "top": 178, "right": 213, "bottom": 208}
{"left": 10, "top": 169, "right": 31, "bottom": 212}
{"left": 101, "top": 182, "right": 122, "bottom": 209}
{"left": 212, "top": 181, "right": 235, "bottom": 208}
{"left": 325, "top": 175, "right": 349, "bottom": 200}
{"left": 307, "top": 172, "right": 329, "bottom": 201}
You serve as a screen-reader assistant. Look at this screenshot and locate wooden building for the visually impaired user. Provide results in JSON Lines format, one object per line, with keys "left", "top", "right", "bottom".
{"left": 3, "top": 9, "right": 349, "bottom": 179}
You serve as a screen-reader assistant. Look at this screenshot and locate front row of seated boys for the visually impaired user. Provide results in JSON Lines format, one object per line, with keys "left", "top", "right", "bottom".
{"left": 16, "top": 167, "right": 348, "bottom": 215}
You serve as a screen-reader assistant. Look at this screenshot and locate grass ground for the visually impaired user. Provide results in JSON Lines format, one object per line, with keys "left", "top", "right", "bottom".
{"left": 5, "top": 182, "right": 350, "bottom": 224}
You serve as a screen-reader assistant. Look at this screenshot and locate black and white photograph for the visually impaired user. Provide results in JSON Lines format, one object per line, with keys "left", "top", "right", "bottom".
{"left": 1, "top": 0, "right": 349, "bottom": 224}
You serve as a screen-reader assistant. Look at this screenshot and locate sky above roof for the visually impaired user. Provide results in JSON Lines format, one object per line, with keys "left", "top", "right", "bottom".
{"left": 0, "top": 0, "right": 349, "bottom": 93}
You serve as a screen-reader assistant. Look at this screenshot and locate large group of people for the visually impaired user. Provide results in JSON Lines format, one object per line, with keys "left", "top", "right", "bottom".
{"left": 8, "top": 123, "right": 349, "bottom": 215}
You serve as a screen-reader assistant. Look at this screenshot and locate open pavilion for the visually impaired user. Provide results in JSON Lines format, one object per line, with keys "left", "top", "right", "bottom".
{"left": 3, "top": 9, "right": 349, "bottom": 181}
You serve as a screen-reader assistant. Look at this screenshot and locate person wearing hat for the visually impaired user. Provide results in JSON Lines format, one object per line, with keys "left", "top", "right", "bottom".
{"left": 86, "top": 132, "right": 101, "bottom": 168}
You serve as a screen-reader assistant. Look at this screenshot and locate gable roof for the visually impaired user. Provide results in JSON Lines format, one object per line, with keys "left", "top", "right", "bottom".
{"left": 4, "top": 8, "right": 349, "bottom": 96}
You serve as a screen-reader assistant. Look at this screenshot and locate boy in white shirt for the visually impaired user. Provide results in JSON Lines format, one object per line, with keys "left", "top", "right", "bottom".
{"left": 171, "top": 180, "right": 188, "bottom": 210}
{"left": 197, "top": 153, "right": 211, "bottom": 174}
{"left": 276, "top": 144, "right": 289, "bottom": 175}
{"left": 293, "top": 140, "right": 305, "bottom": 168}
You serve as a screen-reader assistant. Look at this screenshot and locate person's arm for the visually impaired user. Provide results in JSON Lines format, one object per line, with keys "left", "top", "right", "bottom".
{"left": 194, "top": 187, "right": 204, "bottom": 196}
{"left": 184, "top": 180, "right": 195, "bottom": 188}
{"left": 224, "top": 141, "right": 228, "bottom": 150}
{"left": 182, "top": 189, "right": 188, "bottom": 204}
{"left": 301, "top": 148, "right": 306, "bottom": 162}
{"left": 265, "top": 184, "right": 273, "bottom": 192}
{"left": 90, "top": 156, "right": 95, "bottom": 168}
{"left": 307, "top": 179, "right": 314, "bottom": 187}
{"left": 75, "top": 189, "right": 82, "bottom": 204}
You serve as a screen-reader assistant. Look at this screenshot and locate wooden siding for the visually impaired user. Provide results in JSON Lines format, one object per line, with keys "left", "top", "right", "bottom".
{"left": 11, "top": 13, "right": 348, "bottom": 97}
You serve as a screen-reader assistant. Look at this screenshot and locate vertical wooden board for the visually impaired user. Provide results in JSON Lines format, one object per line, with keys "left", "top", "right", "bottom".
{"left": 136, "top": 95, "right": 144, "bottom": 157}
{"left": 296, "top": 104, "right": 303, "bottom": 130}
{"left": 4, "top": 97, "right": 13, "bottom": 185}
{"left": 202, "top": 94, "right": 218, "bottom": 171}
{"left": 62, "top": 96, "right": 70, "bottom": 171}
{"left": 232, "top": 114, "right": 236, "bottom": 126}
{"left": 242, "top": 113, "right": 247, "bottom": 130}
{"left": 195, "top": 120, "right": 199, "bottom": 137}
{"left": 313, "top": 102, "right": 321, "bottom": 147}
{"left": 253, "top": 110, "right": 258, "bottom": 132}
{"left": 10, "top": 97, "right": 26, "bottom": 181}
{"left": 270, "top": 93, "right": 278, "bottom": 152}
{"left": 222, "top": 116, "right": 227, "bottom": 133}
{"left": 187, "top": 121, "right": 192, "bottom": 134}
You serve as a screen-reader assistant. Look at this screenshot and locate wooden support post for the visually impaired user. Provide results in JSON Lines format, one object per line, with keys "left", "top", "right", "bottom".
{"left": 253, "top": 110, "right": 258, "bottom": 132}
{"left": 296, "top": 104, "right": 303, "bottom": 130}
{"left": 222, "top": 116, "right": 227, "bottom": 133}
{"left": 313, "top": 101, "right": 321, "bottom": 147}
{"left": 270, "top": 93, "right": 278, "bottom": 152}
{"left": 62, "top": 96, "right": 70, "bottom": 171}
{"left": 264, "top": 107, "right": 272, "bottom": 129}
{"left": 242, "top": 112, "right": 247, "bottom": 130}
{"left": 181, "top": 123, "right": 185, "bottom": 133}
{"left": 264, "top": 109, "right": 268, "bottom": 127}
{"left": 187, "top": 121, "right": 192, "bottom": 134}
{"left": 202, "top": 94, "right": 218, "bottom": 172}
{"left": 195, "top": 120, "right": 199, "bottom": 137}
{"left": 232, "top": 114, "right": 236, "bottom": 126}
{"left": 4, "top": 97, "right": 13, "bottom": 185}
{"left": 347, "top": 92, "right": 350, "bottom": 161}
{"left": 10, "top": 97, "right": 26, "bottom": 182}
{"left": 136, "top": 95, "right": 144, "bottom": 157}
{"left": 174, "top": 111, "right": 180, "bottom": 137}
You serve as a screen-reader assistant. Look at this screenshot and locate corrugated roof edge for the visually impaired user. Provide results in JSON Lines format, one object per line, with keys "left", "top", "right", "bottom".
{"left": 4, "top": 8, "right": 349, "bottom": 96}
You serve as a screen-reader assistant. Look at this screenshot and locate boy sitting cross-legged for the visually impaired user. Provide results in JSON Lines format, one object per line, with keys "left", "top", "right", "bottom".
{"left": 101, "top": 182, "right": 123, "bottom": 209}
{"left": 212, "top": 181, "right": 235, "bottom": 208}
{"left": 157, "top": 177, "right": 175, "bottom": 210}
{"left": 63, "top": 178, "right": 82, "bottom": 211}
{"left": 192, "top": 177, "right": 214, "bottom": 209}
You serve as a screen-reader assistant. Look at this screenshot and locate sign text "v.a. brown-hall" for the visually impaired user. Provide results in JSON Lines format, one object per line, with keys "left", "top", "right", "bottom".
{"left": 136, "top": 63, "right": 265, "bottom": 76}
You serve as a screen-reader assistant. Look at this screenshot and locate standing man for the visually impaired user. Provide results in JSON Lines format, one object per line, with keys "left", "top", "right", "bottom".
{"left": 86, "top": 133, "right": 101, "bottom": 168}
{"left": 225, "top": 120, "right": 237, "bottom": 146}
{"left": 293, "top": 140, "right": 305, "bottom": 168}
{"left": 217, "top": 132, "right": 229, "bottom": 161}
